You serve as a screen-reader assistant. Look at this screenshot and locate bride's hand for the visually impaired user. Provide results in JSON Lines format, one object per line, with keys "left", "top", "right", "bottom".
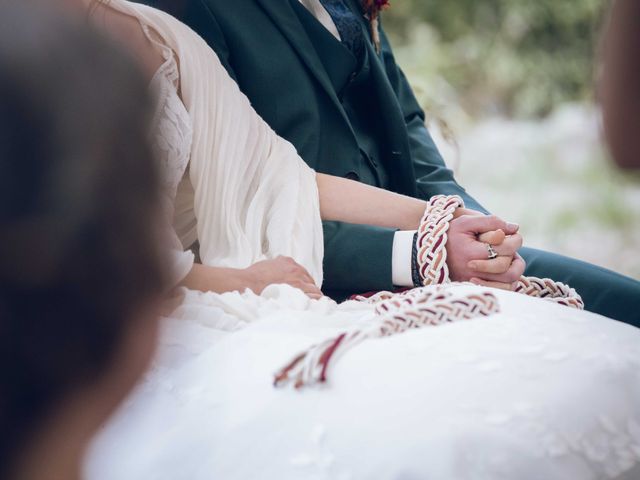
{"left": 242, "top": 256, "right": 323, "bottom": 299}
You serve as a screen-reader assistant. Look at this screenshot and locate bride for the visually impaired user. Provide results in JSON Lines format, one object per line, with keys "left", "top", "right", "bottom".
{"left": 65, "top": 0, "right": 640, "bottom": 479}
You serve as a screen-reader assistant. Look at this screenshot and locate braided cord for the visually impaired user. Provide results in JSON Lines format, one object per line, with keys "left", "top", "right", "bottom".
{"left": 416, "top": 195, "right": 464, "bottom": 286}
{"left": 414, "top": 195, "right": 583, "bottom": 309}
{"left": 274, "top": 195, "right": 585, "bottom": 390}
{"left": 274, "top": 286, "right": 499, "bottom": 389}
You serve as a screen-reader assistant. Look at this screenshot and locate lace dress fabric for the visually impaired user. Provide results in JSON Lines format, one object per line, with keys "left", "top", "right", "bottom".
{"left": 146, "top": 34, "right": 195, "bottom": 283}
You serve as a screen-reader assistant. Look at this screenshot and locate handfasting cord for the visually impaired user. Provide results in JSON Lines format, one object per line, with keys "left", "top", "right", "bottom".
{"left": 274, "top": 195, "right": 584, "bottom": 389}
{"left": 274, "top": 286, "right": 499, "bottom": 389}
{"left": 414, "top": 195, "right": 584, "bottom": 309}
{"left": 415, "top": 195, "right": 463, "bottom": 285}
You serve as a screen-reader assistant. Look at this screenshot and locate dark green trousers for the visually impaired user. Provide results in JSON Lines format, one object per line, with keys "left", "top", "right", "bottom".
{"left": 519, "top": 247, "right": 640, "bottom": 326}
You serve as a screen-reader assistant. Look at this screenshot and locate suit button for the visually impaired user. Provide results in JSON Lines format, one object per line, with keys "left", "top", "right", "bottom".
{"left": 345, "top": 171, "right": 359, "bottom": 181}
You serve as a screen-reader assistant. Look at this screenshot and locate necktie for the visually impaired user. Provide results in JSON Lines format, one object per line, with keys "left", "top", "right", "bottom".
{"left": 318, "top": 0, "right": 364, "bottom": 61}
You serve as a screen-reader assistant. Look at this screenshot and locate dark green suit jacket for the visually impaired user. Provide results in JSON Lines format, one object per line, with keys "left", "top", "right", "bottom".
{"left": 143, "top": 0, "right": 484, "bottom": 297}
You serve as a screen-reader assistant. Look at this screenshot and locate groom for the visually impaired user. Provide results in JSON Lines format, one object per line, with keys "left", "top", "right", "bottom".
{"left": 144, "top": 0, "right": 640, "bottom": 324}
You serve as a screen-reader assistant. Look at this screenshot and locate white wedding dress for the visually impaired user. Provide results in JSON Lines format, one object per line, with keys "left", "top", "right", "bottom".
{"left": 84, "top": 2, "right": 640, "bottom": 479}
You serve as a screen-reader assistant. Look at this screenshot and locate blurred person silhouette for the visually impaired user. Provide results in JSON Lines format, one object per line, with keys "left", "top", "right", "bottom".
{"left": 601, "top": 0, "right": 640, "bottom": 170}
{"left": 0, "top": 2, "right": 168, "bottom": 479}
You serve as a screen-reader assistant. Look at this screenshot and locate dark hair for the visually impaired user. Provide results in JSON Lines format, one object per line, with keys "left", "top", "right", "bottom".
{"left": 0, "top": 1, "right": 167, "bottom": 476}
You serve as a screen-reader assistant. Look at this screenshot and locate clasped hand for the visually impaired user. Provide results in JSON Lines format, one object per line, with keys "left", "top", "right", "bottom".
{"left": 244, "top": 210, "right": 526, "bottom": 298}
{"left": 446, "top": 208, "right": 526, "bottom": 290}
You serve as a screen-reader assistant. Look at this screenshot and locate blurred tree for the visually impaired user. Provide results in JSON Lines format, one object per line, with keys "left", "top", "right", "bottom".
{"left": 383, "top": 0, "right": 607, "bottom": 118}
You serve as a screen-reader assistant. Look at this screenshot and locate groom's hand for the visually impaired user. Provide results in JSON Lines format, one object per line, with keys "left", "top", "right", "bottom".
{"left": 446, "top": 214, "right": 525, "bottom": 289}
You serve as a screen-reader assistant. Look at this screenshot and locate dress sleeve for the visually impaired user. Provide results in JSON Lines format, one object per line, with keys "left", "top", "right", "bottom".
{"left": 161, "top": 193, "right": 195, "bottom": 287}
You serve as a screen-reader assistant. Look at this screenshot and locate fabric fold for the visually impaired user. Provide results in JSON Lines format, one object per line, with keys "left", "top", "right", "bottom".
{"left": 115, "top": 0, "right": 325, "bottom": 286}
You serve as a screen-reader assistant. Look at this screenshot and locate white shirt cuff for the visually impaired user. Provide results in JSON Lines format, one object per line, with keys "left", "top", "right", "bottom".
{"left": 392, "top": 230, "right": 416, "bottom": 287}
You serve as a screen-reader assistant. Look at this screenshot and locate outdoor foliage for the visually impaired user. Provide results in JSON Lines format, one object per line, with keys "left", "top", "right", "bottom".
{"left": 384, "top": 0, "right": 608, "bottom": 119}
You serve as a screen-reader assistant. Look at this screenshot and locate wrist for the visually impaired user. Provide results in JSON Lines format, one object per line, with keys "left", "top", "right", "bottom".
{"left": 406, "top": 200, "right": 428, "bottom": 230}
{"left": 415, "top": 195, "right": 465, "bottom": 285}
{"left": 233, "top": 267, "right": 257, "bottom": 293}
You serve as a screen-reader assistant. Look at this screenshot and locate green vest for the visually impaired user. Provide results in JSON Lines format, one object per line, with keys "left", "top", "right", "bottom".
{"left": 292, "top": 0, "right": 389, "bottom": 188}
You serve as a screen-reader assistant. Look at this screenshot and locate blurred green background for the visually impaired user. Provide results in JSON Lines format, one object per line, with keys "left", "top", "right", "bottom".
{"left": 384, "top": 0, "right": 640, "bottom": 279}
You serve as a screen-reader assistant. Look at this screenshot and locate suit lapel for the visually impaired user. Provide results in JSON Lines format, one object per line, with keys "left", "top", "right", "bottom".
{"left": 364, "top": 37, "right": 418, "bottom": 194}
{"left": 254, "top": 0, "right": 352, "bottom": 121}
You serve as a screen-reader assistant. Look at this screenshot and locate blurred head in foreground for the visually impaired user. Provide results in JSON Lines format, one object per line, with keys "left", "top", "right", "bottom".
{"left": 0, "top": 2, "right": 167, "bottom": 479}
{"left": 601, "top": 0, "right": 640, "bottom": 170}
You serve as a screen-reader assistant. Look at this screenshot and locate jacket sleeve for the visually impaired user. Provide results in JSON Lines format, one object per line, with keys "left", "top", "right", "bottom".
{"left": 378, "top": 25, "right": 488, "bottom": 213}
{"left": 321, "top": 221, "right": 397, "bottom": 295}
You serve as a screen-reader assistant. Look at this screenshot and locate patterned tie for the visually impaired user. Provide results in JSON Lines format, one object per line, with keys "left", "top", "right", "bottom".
{"left": 318, "top": 0, "right": 364, "bottom": 61}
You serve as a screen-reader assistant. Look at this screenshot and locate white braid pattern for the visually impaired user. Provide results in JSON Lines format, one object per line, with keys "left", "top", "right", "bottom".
{"left": 414, "top": 195, "right": 583, "bottom": 309}
{"left": 416, "top": 195, "right": 464, "bottom": 285}
{"left": 273, "top": 286, "right": 499, "bottom": 389}
{"left": 515, "top": 276, "right": 584, "bottom": 309}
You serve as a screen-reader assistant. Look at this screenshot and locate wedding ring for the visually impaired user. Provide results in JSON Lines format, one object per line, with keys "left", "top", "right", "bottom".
{"left": 486, "top": 244, "right": 499, "bottom": 260}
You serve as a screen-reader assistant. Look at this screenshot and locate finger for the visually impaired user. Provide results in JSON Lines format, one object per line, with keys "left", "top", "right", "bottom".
{"left": 477, "top": 229, "right": 505, "bottom": 245}
{"left": 301, "top": 268, "right": 316, "bottom": 285}
{"left": 470, "top": 278, "right": 515, "bottom": 291}
{"left": 457, "top": 214, "right": 521, "bottom": 236}
{"left": 468, "top": 255, "right": 512, "bottom": 274}
{"left": 503, "top": 222, "right": 520, "bottom": 235}
{"left": 491, "top": 234, "right": 523, "bottom": 257}
{"left": 304, "top": 288, "right": 323, "bottom": 298}
{"left": 473, "top": 256, "right": 526, "bottom": 284}
{"left": 294, "top": 268, "right": 316, "bottom": 286}
{"left": 295, "top": 281, "right": 323, "bottom": 296}
{"left": 457, "top": 215, "right": 508, "bottom": 234}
